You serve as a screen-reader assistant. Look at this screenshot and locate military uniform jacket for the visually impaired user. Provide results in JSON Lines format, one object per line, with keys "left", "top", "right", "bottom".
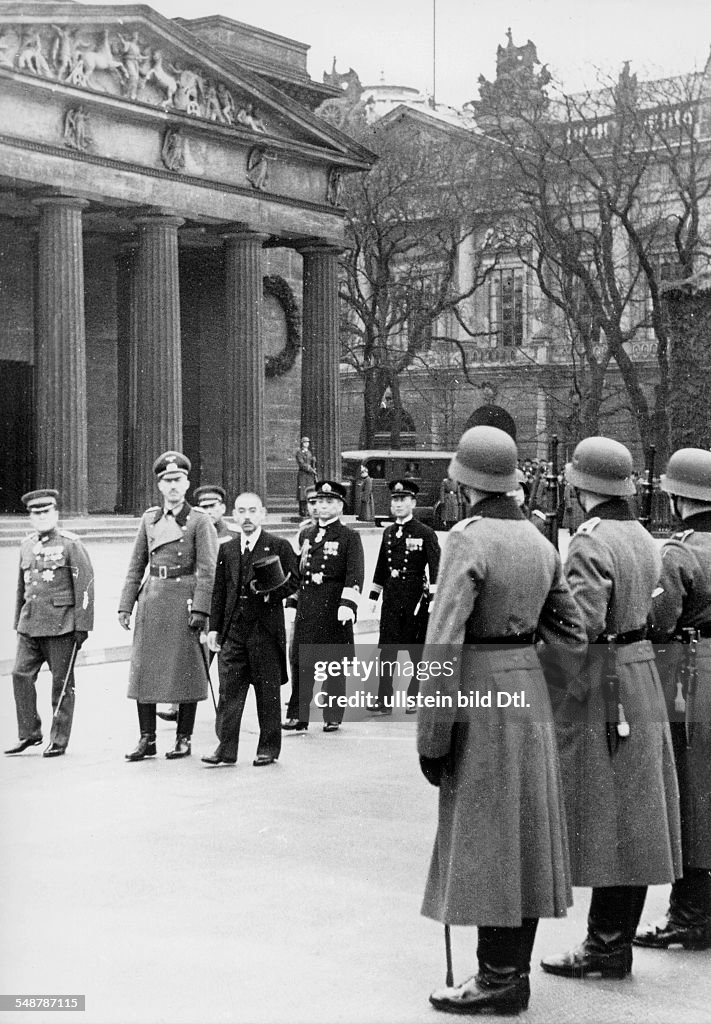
{"left": 119, "top": 503, "right": 218, "bottom": 703}
{"left": 559, "top": 498, "right": 682, "bottom": 886}
{"left": 418, "top": 496, "right": 587, "bottom": 928}
{"left": 15, "top": 526, "right": 94, "bottom": 637}
{"left": 648, "top": 511, "right": 711, "bottom": 869}
{"left": 370, "top": 517, "right": 440, "bottom": 645}
{"left": 288, "top": 518, "right": 364, "bottom": 645}
{"left": 210, "top": 531, "right": 300, "bottom": 684}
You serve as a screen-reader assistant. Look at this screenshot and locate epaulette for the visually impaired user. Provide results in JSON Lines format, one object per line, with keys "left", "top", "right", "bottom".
{"left": 451, "top": 515, "right": 483, "bottom": 533}
{"left": 670, "top": 529, "right": 694, "bottom": 543}
{"left": 575, "top": 517, "right": 601, "bottom": 536}
{"left": 145, "top": 505, "right": 160, "bottom": 513}
{"left": 59, "top": 528, "right": 80, "bottom": 540}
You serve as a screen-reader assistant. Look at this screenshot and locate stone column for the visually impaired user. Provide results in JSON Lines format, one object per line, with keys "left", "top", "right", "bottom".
{"left": 34, "top": 196, "right": 89, "bottom": 514}
{"left": 115, "top": 247, "right": 138, "bottom": 512}
{"left": 133, "top": 215, "right": 184, "bottom": 510}
{"left": 299, "top": 244, "right": 342, "bottom": 482}
{"left": 223, "top": 230, "right": 267, "bottom": 500}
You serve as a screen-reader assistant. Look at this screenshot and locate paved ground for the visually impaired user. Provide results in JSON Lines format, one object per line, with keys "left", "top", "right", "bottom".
{"left": 1, "top": 657, "right": 710, "bottom": 1024}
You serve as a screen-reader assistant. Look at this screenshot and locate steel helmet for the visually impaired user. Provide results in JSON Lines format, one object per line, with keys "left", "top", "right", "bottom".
{"left": 448, "top": 426, "right": 519, "bottom": 493}
{"left": 661, "top": 448, "right": 711, "bottom": 501}
{"left": 566, "top": 437, "right": 635, "bottom": 497}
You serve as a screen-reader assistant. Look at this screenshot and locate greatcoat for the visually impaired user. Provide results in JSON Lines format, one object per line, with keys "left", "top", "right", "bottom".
{"left": 418, "top": 495, "right": 588, "bottom": 928}
{"left": 648, "top": 511, "right": 711, "bottom": 869}
{"left": 119, "top": 503, "right": 218, "bottom": 703}
{"left": 558, "top": 498, "right": 682, "bottom": 886}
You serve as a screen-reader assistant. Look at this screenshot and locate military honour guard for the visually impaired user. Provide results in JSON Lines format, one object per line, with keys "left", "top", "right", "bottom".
{"left": 283, "top": 480, "right": 364, "bottom": 732}
{"left": 541, "top": 437, "right": 682, "bottom": 980}
{"left": 368, "top": 479, "right": 440, "bottom": 713}
{"left": 417, "top": 426, "right": 587, "bottom": 1015}
{"left": 6, "top": 489, "right": 95, "bottom": 758}
{"left": 634, "top": 447, "right": 711, "bottom": 951}
{"left": 204, "top": 493, "right": 299, "bottom": 767}
{"left": 118, "top": 451, "right": 218, "bottom": 761}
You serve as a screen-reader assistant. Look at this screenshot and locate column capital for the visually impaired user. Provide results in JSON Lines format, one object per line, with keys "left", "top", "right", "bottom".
{"left": 134, "top": 214, "right": 185, "bottom": 230}
{"left": 295, "top": 240, "right": 346, "bottom": 257}
{"left": 32, "top": 195, "right": 90, "bottom": 212}
{"left": 221, "top": 225, "right": 270, "bottom": 245}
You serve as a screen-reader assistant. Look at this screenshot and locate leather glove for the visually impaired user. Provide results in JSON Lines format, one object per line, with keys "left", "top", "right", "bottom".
{"left": 206, "top": 630, "right": 222, "bottom": 653}
{"left": 367, "top": 599, "right": 378, "bottom": 616}
{"left": 419, "top": 754, "right": 449, "bottom": 788}
{"left": 74, "top": 630, "right": 88, "bottom": 649}
{"left": 118, "top": 611, "right": 131, "bottom": 631}
{"left": 188, "top": 611, "right": 208, "bottom": 632}
{"left": 337, "top": 605, "right": 355, "bottom": 624}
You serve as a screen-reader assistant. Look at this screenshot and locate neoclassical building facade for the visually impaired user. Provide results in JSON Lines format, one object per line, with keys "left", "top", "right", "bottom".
{"left": 0, "top": 3, "right": 373, "bottom": 512}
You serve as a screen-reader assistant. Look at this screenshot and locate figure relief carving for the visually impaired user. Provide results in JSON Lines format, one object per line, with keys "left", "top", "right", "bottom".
{"left": 16, "top": 31, "right": 51, "bottom": 76}
{"left": 161, "top": 127, "right": 185, "bottom": 171}
{"left": 63, "top": 106, "right": 92, "bottom": 151}
{"left": 236, "top": 103, "right": 266, "bottom": 133}
{"left": 116, "top": 30, "right": 150, "bottom": 101}
{"left": 316, "top": 59, "right": 371, "bottom": 133}
{"left": 50, "top": 25, "right": 78, "bottom": 80}
{"left": 326, "top": 168, "right": 343, "bottom": 207}
{"left": 246, "top": 147, "right": 274, "bottom": 191}
{"left": 71, "top": 28, "right": 126, "bottom": 88}
{"left": 144, "top": 50, "right": 177, "bottom": 108}
{"left": 217, "top": 83, "right": 235, "bottom": 124}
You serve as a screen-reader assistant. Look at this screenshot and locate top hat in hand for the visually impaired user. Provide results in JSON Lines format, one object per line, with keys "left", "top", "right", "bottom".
{"left": 250, "top": 555, "right": 290, "bottom": 595}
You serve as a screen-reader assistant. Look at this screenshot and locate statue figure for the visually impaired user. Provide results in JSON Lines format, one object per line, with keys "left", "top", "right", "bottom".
{"left": 237, "top": 103, "right": 266, "bottom": 132}
{"left": 204, "top": 82, "right": 223, "bottom": 122}
{"left": 173, "top": 68, "right": 204, "bottom": 116}
{"left": 16, "top": 32, "right": 51, "bottom": 77}
{"left": 73, "top": 29, "right": 125, "bottom": 87}
{"left": 246, "top": 147, "right": 271, "bottom": 190}
{"left": 217, "top": 83, "right": 235, "bottom": 124}
{"left": 161, "top": 127, "right": 185, "bottom": 172}
{"left": 63, "top": 106, "right": 91, "bottom": 151}
{"left": 326, "top": 168, "right": 343, "bottom": 207}
{"left": 116, "top": 31, "right": 150, "bottom": 101}
{"left": 51, "top": 26, "right": 78, "bottom": 81}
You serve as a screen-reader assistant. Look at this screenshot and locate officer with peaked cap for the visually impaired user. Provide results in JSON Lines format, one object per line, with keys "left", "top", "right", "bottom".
{"left": 417, "top": 426, "right": 587, "bottom": 1016}
{"left": 193, "top": 485, "right": 234, "bottom": 545}
{"left": 284, "top": 480, "right": 364, "bottom": 732}
{"left": 368, "top": 479, "right": 440, "bottom": 714}
{"left": 542, "top": 437, "right": 682, "bottom": 981}
{"left": 635, "top": 448, "right": 711, "bottom": 951}
{"left": 5, "top": 490, "right": 95, "bottom": 758}
{"left": 118, "top": 452, "right": 218, "bottom": 761}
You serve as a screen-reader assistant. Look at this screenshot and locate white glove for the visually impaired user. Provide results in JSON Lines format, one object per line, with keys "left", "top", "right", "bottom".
{"left": 207, "top": 630, "right": 222, "bottom": 653}
{"left": 337, "top": 606, "right": 355, "bottom": 624}
{"left": 367, "top": 599, "right": 378, "bottom": 616}
{"left": 284, "top": 606, "right": 296, "bottom": 626}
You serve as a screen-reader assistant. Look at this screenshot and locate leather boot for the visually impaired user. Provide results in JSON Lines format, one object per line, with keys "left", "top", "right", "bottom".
{"left": 429, "top": 966, "right": 530, "bottom": 1015}
{"left": 125, "top": 733, "right": 157, "bottom": 761}
{"left": 165, "top": 734, "right": 191, "bottom": 759}
{"left": 541, "top": 887, "right": 637, "bottom": 979}
{"left": 635, "top": 870, "right": 711, "bottom": 950}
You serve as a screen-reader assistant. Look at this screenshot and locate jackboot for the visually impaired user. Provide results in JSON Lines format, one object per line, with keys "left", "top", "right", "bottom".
{"left": 635, "top": 870, "right": 711, "bottom": 950}
{"left": 541, "top": 887, "right": 643, "bottom": 979}
{"left": 429, "top": 967, "right": 530, "bottom": 1015}
{"left": 165, "top": 734, "right": 191, "bottom": 759}
{"left": 125, "top": 733, "right": 157, "bottom": 761}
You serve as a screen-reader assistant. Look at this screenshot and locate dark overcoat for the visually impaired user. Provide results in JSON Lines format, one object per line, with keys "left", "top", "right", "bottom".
{"left": 15, "top": 526, "right": 95, "bottom": 637}
{"left": 371, "top": 517, "right": 440, "bottom": 646}
{"left": 119, "top": 504, "right": 218, "bottom": 703}
{"left": 648, "top": 511, "right": 711, "bottom": 869}
{"left": 418, "top": 496, "right": 588, "bottom": 928}
{"left": 357, "top": 475, "right": 375, "bottom": 522}
{"left": 558, "top": 499, "right": 682, "bottom": 886}
{"left": 210, "top": 530, "right": 300, "bottom": 684}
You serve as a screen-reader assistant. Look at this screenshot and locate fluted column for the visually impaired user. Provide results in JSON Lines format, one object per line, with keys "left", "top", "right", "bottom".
{"left": 115, "top": 246, "right": 140, "bottom": 512}
{"left": 34, "top": 196, "right": 89, "bottom": 514}
{"left": 299, "top": 244, "right": 342, "bottom": 481}
{"left": 133, "top": 215, "right": 184, "bottom": 510}
{"left": 223, "top": 230, "right": 267, "bottom": 500}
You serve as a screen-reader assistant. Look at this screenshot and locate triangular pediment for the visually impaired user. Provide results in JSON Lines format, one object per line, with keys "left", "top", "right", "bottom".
{"left": 0, "top": 2, "right": 373, "bottom": 168}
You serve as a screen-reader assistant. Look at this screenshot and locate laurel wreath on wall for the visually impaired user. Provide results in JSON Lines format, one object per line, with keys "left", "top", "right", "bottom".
{"left": 264, "top": 275, "right": 301, "bottom": 378}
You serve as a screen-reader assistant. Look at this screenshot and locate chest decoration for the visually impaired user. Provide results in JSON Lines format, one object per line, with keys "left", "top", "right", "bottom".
{"left": 40, "top": 569, "right": 56, "bottom": 582}
{"left": 324, "top": 541, "right": 339, "bottom": 556}
{"left": 386, "top": 528, "right": 420, "bottom": 580}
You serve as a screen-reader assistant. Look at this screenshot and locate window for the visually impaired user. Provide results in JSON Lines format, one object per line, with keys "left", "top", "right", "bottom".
{"left": 489, "top": 267, "right": 524, "bottom": 347}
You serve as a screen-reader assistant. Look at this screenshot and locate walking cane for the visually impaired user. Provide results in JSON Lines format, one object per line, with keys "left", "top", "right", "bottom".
{"left": 444, "top": 925, "right": 454, "bottom": 987}
{"left": 51, "top": 639, "right": 80, "bottom": 732}
{"left": 188, "top": 599, "right": 218, "bottom": 713}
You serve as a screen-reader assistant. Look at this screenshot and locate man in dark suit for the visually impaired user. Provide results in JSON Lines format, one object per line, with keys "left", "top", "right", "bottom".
{"left": 6, "top": 489, "right": 94, "bottom": 758}
{"left": 204, "top": 493, "right": 299, "bottom": 766}
{"left": 368, "top": 480, "right": 440, "bottom": 714}
{"left": 284, "top": 480, "right": 365, "bottom": 732}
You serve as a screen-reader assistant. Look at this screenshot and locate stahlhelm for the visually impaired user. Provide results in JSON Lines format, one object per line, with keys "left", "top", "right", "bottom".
{"left": 660, "top": 447, "right": 711, "bottom": 501}
{"left": 566, "top": 437, "right": 635, "bottom": 497}
{"left": 448, "top": 426, "right": 519, "bottom": 493}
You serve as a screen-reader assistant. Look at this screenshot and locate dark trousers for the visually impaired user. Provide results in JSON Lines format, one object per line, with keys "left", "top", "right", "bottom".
{"left": 216, "top": 631, "right": 282, "bottom": 760}
{"left": 589, "top": 885, "right": 648, "bottom": 944}
{"left": 377, "top": 644, "right": 423, "bottom": 704}
{"left": 12, "top": 632, "right": 77, "bottom": 750}
{"left": 287, "top": 651, "right": 347, "bottom": 725}
{"left": 669, "top": 868, "right": 711, "bottom": 927}
{"left": 137, "top": 701, "right": 196, "bottom": 736}
{"left": 477, "top": 918, "right": 539, "bottom": 972}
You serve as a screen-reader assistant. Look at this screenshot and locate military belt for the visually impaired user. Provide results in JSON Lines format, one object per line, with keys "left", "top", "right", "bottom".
{"left": 150, "top": 565, "right": 189, "bottom": 579}
{"left": 470, "top": 632, "right": 535, "bottom": 650}
{"left": 596, "top": 627, "right": 647, "bottom": 645}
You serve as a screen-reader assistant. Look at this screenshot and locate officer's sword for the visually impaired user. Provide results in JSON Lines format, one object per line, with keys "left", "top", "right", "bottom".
{"left": 187, "top": 599, "right": 218, "bottom": 713}
{"left": 51, "top": 639, "right": 80, "bottom": 731}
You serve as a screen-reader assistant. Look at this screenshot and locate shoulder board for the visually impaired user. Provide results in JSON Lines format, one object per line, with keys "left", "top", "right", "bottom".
{"left": 59, "top": 529, "right": 80, "bottom": 540}
{"left": 22, "top": 531, "right": 39, "bottom": 543}
{"left": 575, "top": 517, "right": 601, "bottom": 536}
{"left": 144, "top": 506, "right": 160, "bottom": 513}
{"left": 451, "top": 515, "right": 483, "bottom": 533}
{"left": 670, "top": 529, "right": 694, "bottom": 543}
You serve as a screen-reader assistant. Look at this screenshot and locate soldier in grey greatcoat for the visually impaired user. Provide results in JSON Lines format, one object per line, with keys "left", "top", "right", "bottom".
{"left": 635, "top": 448, "right": 711, "bottom": 951}
{"left": 542, "top": 437, "right": 682, "bottom": 981}
{"left": 5, "top": 489, "right": 94, "bottom": 758}
{"left": 418, "top": 426, "right": 587, "bottom": 1017}
{"left": 118, "top": 452, "right": 218, "bottom": 761}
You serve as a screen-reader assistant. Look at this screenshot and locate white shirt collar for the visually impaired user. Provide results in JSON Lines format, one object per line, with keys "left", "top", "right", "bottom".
{"left": 395, "top": 514, "right": 413, "bottom": 525}
{"left": 318, "top": 516, "right": 339, "bottom": 527}
{"left": 241, "top": 527, "right": 261, "bottom": 552}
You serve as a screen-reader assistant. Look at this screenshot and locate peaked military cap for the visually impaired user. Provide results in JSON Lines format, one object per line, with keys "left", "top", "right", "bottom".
{"left": 389, "top": 479, "right": 419, "bottom": 497}
{"left": 22, "top": 488, "right": 59, "bottom": 511}
{"left": 314, "top": 480, "right": 347, "bottom": 501}
{"left": 153, "top": 451, "right": 191, "bottom": 480}
{"left": 305, "top": 487, "right": 319, "bottom": 501}
{"left": 194, "top": 485, "right": 226, "bottom": 506}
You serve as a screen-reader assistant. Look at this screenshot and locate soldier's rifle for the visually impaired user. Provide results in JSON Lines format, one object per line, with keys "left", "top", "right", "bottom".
{"left": 542, "top": 434, "right": 560, "bottom": 551}
{"left": 638, "top": 444, "right": 656, "bottom": 533}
